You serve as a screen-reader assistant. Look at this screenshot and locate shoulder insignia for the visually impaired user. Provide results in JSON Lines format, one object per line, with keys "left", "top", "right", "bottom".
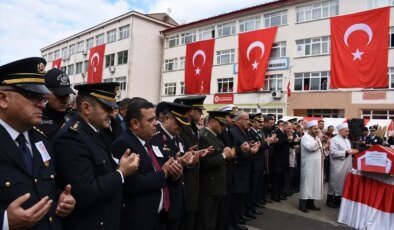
{"left": 33, "top": 126, "right": 47, "bottom": 138}
{"left": 69, "top": 121, "right": 80, "bottom": 132}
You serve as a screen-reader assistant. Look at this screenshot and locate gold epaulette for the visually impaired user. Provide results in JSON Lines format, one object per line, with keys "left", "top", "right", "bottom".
{"left": 33, "top": 126, "right": 47, "bottom": 138}
{"left": 69, "top": 121, "right": 80, "bottom": 133}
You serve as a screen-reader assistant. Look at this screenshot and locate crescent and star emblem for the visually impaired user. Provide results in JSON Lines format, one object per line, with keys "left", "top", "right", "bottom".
{"left": 246, "top": 41, "right": 265, "bottom": 70}
{"left": 343, "top": 23, "right": 373, "bottom": 61}
{"left": 90, "top": 52, "right": 100, "bottom": 73}
{"left": 192, "top": 50, "right": 206, "bottom": 75}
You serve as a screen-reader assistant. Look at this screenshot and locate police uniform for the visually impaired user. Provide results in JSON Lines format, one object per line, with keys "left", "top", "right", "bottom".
{"left": 52, "top": 82, "right": 124, "bottom": 230}
{"left": 196, "top": 111, "right": 229, "bottom": 230}
{"left": 38, "top": 68, "right": 75, "bottom": 140}
{"left": 174, "top": 96, "right": 206, "bottom": 230}
{"left": 0, "top": 57, "right": 62, "bottom": 229}
{"left": 365, "top": 126, "right": 383, "bottom": 146}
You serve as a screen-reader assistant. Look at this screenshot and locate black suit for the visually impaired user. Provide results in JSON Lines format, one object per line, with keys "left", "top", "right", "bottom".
{"left": 271, "top": 128, "right": 290, "bottom": 200}
{"left": 111, "top": 129, "right": 167, "bottom": 230}
{"left": 151, "top": 125, "right": 184, "bottom": 230}
{"left": 0, "top": 123, "right": 62, "bottom": 230}
{"left": 365, "top": 135, "right": 383, "bottom": 146}
{"left": 101, "top": 117, "right": 124, "bottom": 148}
{"left": 52, "top": 115, "right": 123, "bottom": 230}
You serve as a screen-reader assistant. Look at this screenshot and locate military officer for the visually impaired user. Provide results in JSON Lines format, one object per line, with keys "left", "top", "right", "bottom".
{"left": 52, "top": 82, "right": 140, "bottom": 230}
{"left": 38, "top": 68, "right": 75, "bottom": 140}
{"left": 365, "top": 125, "right": 383, "bottom": 147}
{"left": 0, "top": 57, "right": 75, "bottom": 229}
{"left": 197, "top": 111, "right": 233, "bottom": 230}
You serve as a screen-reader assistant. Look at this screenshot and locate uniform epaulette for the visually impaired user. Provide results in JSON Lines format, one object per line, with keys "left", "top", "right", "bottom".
{"left": 69, "top": 121, "right": 80, "bottom": 133}
{"left": 33, "top": 126, "right": 47, "bottom": 138}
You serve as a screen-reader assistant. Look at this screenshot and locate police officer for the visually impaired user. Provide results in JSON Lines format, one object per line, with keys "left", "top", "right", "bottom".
{"left": 0, "top": 57, "right": 75, "bottom": 229}
{"left": 365, "top": 125, "right": 383, "bottom": 147}
{"left": 38, "top": 68, "right": 75, "bottom": 140}
{"left": 52, "top": 82, "right": 140, "bottom": 230}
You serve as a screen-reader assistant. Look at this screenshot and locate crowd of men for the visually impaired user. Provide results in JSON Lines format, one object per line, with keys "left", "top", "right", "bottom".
{"left": 0, "top": 57, "right": 390, "bottom": 230}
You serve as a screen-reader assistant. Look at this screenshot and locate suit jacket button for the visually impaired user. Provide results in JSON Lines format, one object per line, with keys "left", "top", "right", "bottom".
{"left": 102, "top": 160, "right": 106, "bottom": 164}
{"left": 49, "top": 216, "right": 53, "bottom": 223}
{"left": 34, "top": 178, "right": 38, "bottom": 183}
{"left": 50, "top": 174, "right": 55, "bottom": 179}
{"left": 100, "top": 221, "right": 104, "bottom": 226}
{"left": 5, "top": 182, "right": 11, "bottom": 187}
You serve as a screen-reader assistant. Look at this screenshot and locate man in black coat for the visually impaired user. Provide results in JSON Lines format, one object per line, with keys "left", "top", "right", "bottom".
{"left": 38, "top": 68, "right": 75, "bottom": 141}
{"left": 111, "top": 99, "right": 183, "bottom": 230}
{"left": 53, "top": 82, "right": 139, "bottom": 230}
{"left": 365, "top": 125, "right": 383, "bottom": 147}
{"left": 0, "top": 57, "right": 75, "bottom": 229}
{"left": 197, "top": 111, "right": 234, "bottom": 230}
{"left": 271, "top": 121, "right": 293, "bottom": 202}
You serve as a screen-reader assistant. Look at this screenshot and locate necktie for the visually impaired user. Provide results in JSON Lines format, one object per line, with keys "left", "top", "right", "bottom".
{"left": 16, "top": 134, "right": 33, "bottom": 174}
{"left": 144, "top": 143, "right": 170, "bottom": 212}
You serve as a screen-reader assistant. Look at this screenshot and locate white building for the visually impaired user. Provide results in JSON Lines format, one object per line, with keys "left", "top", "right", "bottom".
{"left": 160, "top": 0, "right": 394, "bottom": 120}
{"left": 41, "top": 11, "right": 177, "bottom": 103}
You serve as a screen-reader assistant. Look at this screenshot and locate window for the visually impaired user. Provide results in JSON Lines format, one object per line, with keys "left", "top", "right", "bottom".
{"left": 103, "top": 78, "right": 113, "bottom": 83}
{"left": 217, "top": 78, "right": 234, "bottom": 93}
{"left": 75, "top": 62, "right": 83, "bottom": 74}
{"left": 239, "top": 16, "right": 261, "bottom": 33}
{"left": 198, "top": 26, "right": 215, "bottom": 40}
{"left": 296, "top": 36, "right": 330, "bottom": 56}
{"left": 307, "top": 109, "right": 344, "bottom": 118}
{"left": 67, "top": 64, "right": 74, "bottom": 75}
{"left": 367, "top": 0, "right": 394, "bottom": 9}
{"left": 263, "top": 74, "right": 283, "bottom": 91}
{"left": 76, "top": 41, "right": 84, "bottom": 52}
{"left": 164, "top": 83, "right": 176, "bottom": 96}
{"left": 54, "top": 50, "right": 60, "bottom": 59}
{"left": 179, "top": 57, "right": 185, "bottom": 70}
{"left": 390, "top": 27, "right": 394, "bottom": 48}
{"left": 180, "top": 31, "right": 196, "bottom": 45}
{"left": 116, "top": 77, "right": 126, "bottom": 90}
{"left": 62, "top": 47, "right": 68, "bottom": 58}
{"left": 107, "top": 29, "right": 116, "bottom": 43}
{"left": 217, "top": 21, "right": 236, "bottom": 37}
{"left": 119, "top": 25, "right": 130, "bottom": 40}
{"left": 260, "top": 108, "right": 283, "bottom": 120}
{"left": 270, "top": 42, "right": 286, "bottom": 59}
{"left": 105, "top": 54, "right": 115, "bottom": 67}
{"left": 165, "top": 35, "right": 179, "bottom": 48}
{"left": 83, "top": 61, "right": 89, "bottom": 72}
{"left": 361, "top": 110, "right": 394, "bottom": 120}
{"left": 96, "top": 34, "right": 104, "bottom": 45}
{"left": 294, "top": 71, "right": 330, "bottom": 91}
{"left": 117, "top": 50, "right": 128, "bottom": 65}
{"left": 180, "top": 82, "right": 185, "bottom": 95}
{"left": 240, "top": 108, "right": 258, "bottom": 114}
{"left": 60, "top": 66, "right": 67, "bottom": 73}
{"left": 264, "top": 10, "right": 287, "bottom": 27}
{"left": 216, "top": 49, "right": 235, "bottom": 65}
{"left": 86, "top": 37, "right": 94, "bottom": 49}
{"left": 164, "top": 58, "right": 177, "bottom": 71}
{"left": 48, "top": 52, "right": 53, "bottom": 61}
{"left": 389, "top": 67, "right": 394, "bottom": 89}
{"left": 296, "top": 0, "right": 339, "bottom": 23}
{"left": 69, "top": 44, "right": 75, "bottom": 55}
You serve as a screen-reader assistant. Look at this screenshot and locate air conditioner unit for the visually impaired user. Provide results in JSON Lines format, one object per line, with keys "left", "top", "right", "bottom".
{"left": 296, "top": 44, "right": 305, "bottom": 56}
{"left": 272, "top": 91, "right": 282, "bottom": 99}
{"left": 82, "top": 50, "right": 87, "bottom": 55}
{"left": 109, "top": 66, "right": 116, "bottom": 73}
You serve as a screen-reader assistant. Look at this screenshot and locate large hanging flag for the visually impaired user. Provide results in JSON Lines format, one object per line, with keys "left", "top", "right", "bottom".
{"left": 184, "top": 39, "right": 215, "bottom": 94}
{"left": 330, "top": 7, "right": 389, "bottom": 88}
{"left": 238, "top": 27, "right": 277, "bottom": 92}
{"left": 87, "top": 44, "right": 106, "bottom": 83}
{"left": 52, "top": 58, "right": 62, "bottom": 69}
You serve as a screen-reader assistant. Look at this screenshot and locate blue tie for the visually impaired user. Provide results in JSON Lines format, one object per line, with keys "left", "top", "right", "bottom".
{"left": 16, "top": 134, "right": 33, "bottom": 174}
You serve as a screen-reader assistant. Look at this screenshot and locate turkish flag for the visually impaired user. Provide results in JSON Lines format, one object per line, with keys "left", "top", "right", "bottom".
{"left": 238, "top": 27, "right": 277, "bottom": 92}
{"left": 330, "top": 7, "right": 389, "bottom": 88}
{"left": 287, "top": 80, "right": 291, "bottom": 97}
{"left": 185, "top": 39, "right": 215, "bottom": 94}
{"left": 52, "top": 58, "right": 62, "bottom": 69}
{"left": 87, "top": 44, "right": 106, "bottom": 83}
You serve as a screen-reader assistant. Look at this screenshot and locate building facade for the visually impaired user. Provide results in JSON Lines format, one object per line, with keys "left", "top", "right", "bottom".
{"left": 160, "top": 0, "right": 394, "bottom": 120}
{"left": 41, "top": 11, "right": 177, "bottom": 103}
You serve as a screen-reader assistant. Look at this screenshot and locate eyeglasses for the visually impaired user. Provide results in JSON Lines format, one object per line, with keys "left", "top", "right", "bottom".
{"left": 1, "top": 90, "right": 48, "bottom": 104}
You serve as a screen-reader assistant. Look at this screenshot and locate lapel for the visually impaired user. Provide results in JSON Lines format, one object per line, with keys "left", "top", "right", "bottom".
{"left": 125, "top": 129, "right": 156, "bottom": 168}
{"left": 79, "top": 118, "right": 109, "bottom": 152}
{"left": 29, "top": 130, "right": 47, "bottom": 177}
{"left": 0, "top": 124, "right": 32, "bottom": 176}
{"left": 160, "top": 126, "right": 179, "bottom": 153}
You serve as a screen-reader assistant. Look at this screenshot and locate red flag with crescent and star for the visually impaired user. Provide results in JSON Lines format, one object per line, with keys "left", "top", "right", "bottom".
{"left": 52, "top": 58, "right": 62, "bottom": 69}
{"left": 185, "top": 39, "right": 215, "bottom": 94}
{"left": 238, "top": 27, "right": 277, "bottom": 92}
{"left": 87, "top": 44, "right": 106, "bottom": 83}
{"left": 330, "top": 7, "right": 389, "bottom": 88}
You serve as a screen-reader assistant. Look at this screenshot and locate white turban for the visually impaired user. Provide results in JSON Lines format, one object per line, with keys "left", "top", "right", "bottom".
{"left": 336, "top": 123, "right": 348, "bottom": 131}
{"left": 306, "top": 120, "right": 318, "bottom": 128}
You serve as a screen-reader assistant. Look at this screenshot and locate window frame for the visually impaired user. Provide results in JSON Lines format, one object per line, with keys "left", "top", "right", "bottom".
{"left": 96, "top": 33, "right": 105, "bottom": 45}
{"left": 107, "top": 29, "right": 117, "bottom": 43}
{"left": 164, "top": 82, "right": 177, "bottom": 96}
{"left": 165, "top": 35, "right": 179, "bottom": 48}
{"left": 180, "top": 31, "right": 196, "bottom": 45}
{"left": 296, "top": 36, "right": 330, "bottom": 57}
{"left": 198, "top": 26, "right": 215, "bottom": 41}
{"left": 119, "top": 25, "right": 130, "bottom": 40}
{"left": 105, "top": 53, "right": 115, "bottom": 67}
{"left": 263, "top": 74, "right": 283, "bottom": 91}
{"left": 217, "top": 21, "right": 236, "bottom": 38}
{"left": 216, "top": 49, "right": 235, "bottom": 65}
{"left": 116, "top": 77, "right": 127, "bottom": 90}
{"left": 294, "top": 71, "right": 330, "bottom": 92}
{"left": 270, "top": 41, "right": 287, "bottom": 59}
{"left": 86, "top": 37, "right": 94, "bottom": 50}
{"left": 75, "top": 62, "right": 83, "bottom": 74}
{"left": 296, "top": 0, "right": 339, "bottom": 23}
{"left": 217, "top": 78, "right": 234, "bottom": 93}
{"left": 164, "top": 58, "right": 178, "bottom": 72}
{"left": 264, "top": 10, "right": 288, "bottom": 27}
{"left": 117, "top": 50, "right": 128, "bottom": 65}
{"left": 239, "top": 16, "right": 261, "bottom": 33}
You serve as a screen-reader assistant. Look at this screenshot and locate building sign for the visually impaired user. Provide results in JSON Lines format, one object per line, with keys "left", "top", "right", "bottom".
{"left": 213, "top": 93, "right": 234, "bottom": 104}
{"left": 233, "top": 57, "right": 289, "bottom": 73}
{"left": 362, "top": 91, "right": 386, "bottom": 100}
